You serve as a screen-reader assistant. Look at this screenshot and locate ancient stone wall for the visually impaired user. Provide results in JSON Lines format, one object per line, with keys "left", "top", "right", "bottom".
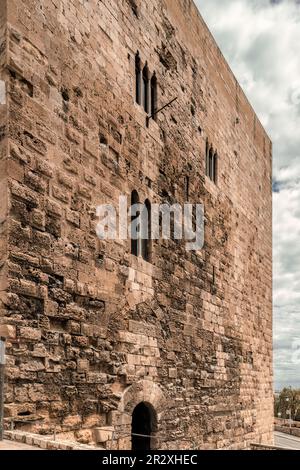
{"left": 0, "top": 0, "right": 8, "bottom": 319}
{"left": 0, "top": 0, "right": 273, "bottom": 450}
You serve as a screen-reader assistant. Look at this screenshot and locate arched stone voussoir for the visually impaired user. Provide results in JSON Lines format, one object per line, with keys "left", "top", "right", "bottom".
{"left": 120, "top": 380, "right": 167, "bottom": 416}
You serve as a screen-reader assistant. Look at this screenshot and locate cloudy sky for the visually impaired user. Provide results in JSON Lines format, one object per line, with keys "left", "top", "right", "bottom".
{"left": 196, "top": 0, "right": 300, "bottom": 390}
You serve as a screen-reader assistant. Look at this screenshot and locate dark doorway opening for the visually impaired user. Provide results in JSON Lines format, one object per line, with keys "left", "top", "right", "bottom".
{"left": 131, "top": 402, "right": 156, "bottom": 451}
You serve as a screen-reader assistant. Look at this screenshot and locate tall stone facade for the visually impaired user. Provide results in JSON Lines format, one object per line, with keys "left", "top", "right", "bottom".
{"left": 0, "top": 0, "right": 273, "bottom": 450}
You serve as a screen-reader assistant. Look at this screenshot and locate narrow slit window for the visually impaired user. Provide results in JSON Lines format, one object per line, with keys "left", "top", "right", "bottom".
{"left": 150, "top": 72, "right": 157, "bottom": 119}
{"left": 206, "top": 139, "right": 210, "bottom": 177}
{"left": 209, "top": 146, "right": 214, "bottom": 181}
{"left": 135, "top": 52, "right": 141, "bottom": 105}
{"left": 185, "top": 175, "right": 190, "bottom": 201}
{"left": 142, "top": 199, "right": 151, "bottom": 262}
{"left": 143, "top": 64, "right": 149, "bottom": 113}
{"left": 213, "top": 152, "right": 218, "bottom": 184}
{"left": 131, "top": 190, "right": 140, "bottom": 257}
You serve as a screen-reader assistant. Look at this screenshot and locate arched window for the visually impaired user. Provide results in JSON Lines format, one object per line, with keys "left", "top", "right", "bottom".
{"left": 131, "top": 190, "right": 140, "bottom": 257}
{"left": 141, "top": 199, "right": 151, "bottom": 262}
{"left": 150, "top": 72, "right": 157, "bottom": 119}
{"left": 142, "top": 63, "right": 149, "bottom": 113}
{"left": 213, "top": 152, "right": 218, "bottom": 184}
{"left": 206, "top": 140, "right": 218, "bottom": 184}
{"left": 131, "top": 193, "right": 152, "bottom": 262}
{"left": 135, "top": 52, "right": 141, "bottom": 105}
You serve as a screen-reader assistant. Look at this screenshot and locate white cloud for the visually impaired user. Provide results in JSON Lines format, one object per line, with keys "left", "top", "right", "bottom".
{"left": 197, "top": 0, "right": 300, "bottom": 389}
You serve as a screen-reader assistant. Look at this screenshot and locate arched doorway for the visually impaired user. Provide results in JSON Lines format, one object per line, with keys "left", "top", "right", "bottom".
{"left": 131, "top": 402, "right": 156, "bottom": 451}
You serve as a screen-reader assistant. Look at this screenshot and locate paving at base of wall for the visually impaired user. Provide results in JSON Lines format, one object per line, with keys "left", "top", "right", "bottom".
{"left": 250, "top": 443, "right": 288, "bottom": 451}
{"left": 0, "top": 440, "right": 42, "bottom": 450}
{"left": 4, "top": 430, "right": 100, "bottom": 451}
{"left": 3, "top": 431, "right": 290, "bottom": 451}
{"left": 275, "top": 425, "right": 300, "bottom": 438}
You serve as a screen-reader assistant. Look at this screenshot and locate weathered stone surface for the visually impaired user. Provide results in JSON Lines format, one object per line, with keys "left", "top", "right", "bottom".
{"left": 0, "top": 324, "right": 16, "bottom": 338}
{"left": 0, "top": 0, "right": 272, "bottom": 451}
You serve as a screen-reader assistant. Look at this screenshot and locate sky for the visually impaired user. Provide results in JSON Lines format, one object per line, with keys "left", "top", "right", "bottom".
{"left": 196, "top": 0, "right": 300, "bottom": 390}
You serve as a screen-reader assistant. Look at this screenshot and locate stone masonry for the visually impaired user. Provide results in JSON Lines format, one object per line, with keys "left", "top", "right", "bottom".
{"left": 0, "top": 0, "right": 273, "bottom": 450}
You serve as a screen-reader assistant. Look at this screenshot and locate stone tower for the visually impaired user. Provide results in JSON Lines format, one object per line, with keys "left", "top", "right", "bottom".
{"left": 0, "top": 0, "right": 273, "bottom": 449}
